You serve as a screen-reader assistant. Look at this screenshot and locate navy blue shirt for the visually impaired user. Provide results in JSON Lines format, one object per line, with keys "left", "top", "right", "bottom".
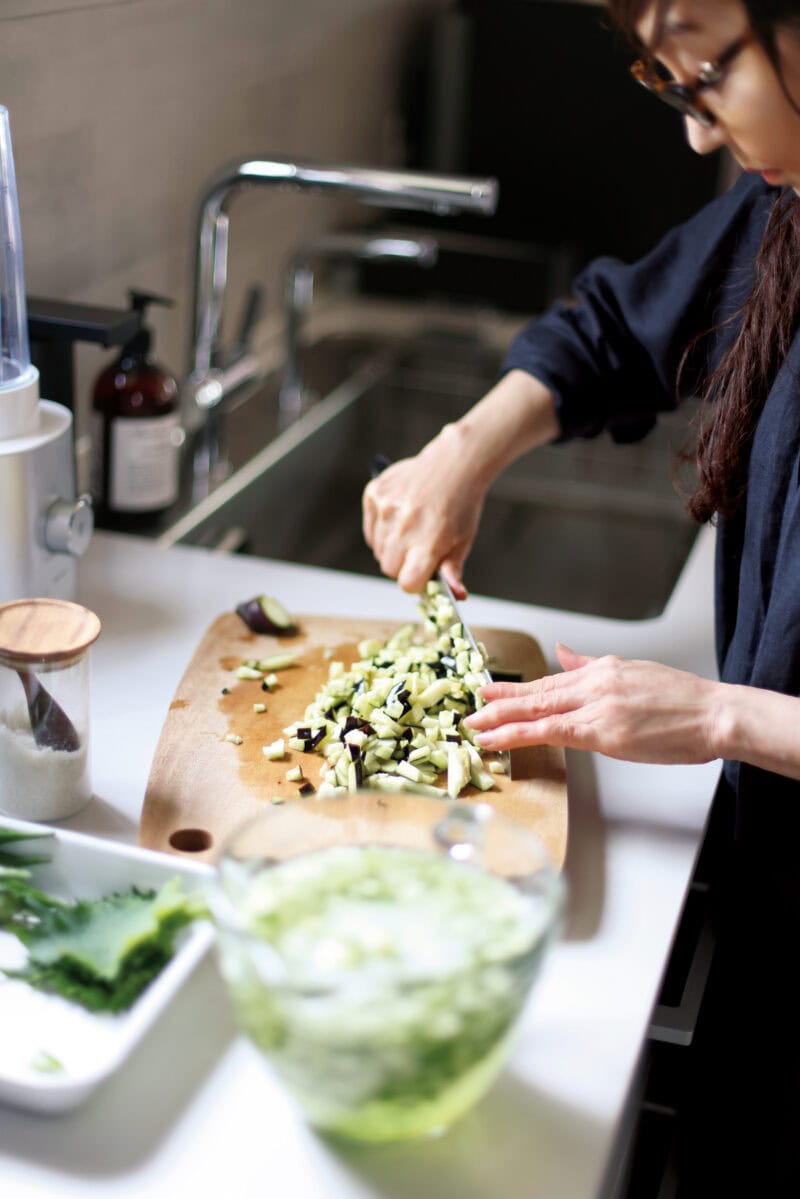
{"left": 504, "top": 174, "right": 800, "bottom": 859}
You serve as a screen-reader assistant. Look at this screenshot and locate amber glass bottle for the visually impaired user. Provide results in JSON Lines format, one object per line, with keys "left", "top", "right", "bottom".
{"left": 91, "top": 291, "right": 181, "bottom": 531}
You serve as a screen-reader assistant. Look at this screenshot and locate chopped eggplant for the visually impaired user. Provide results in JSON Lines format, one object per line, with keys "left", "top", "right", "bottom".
{"left": 235, "top": 595, "right": 296, "bottom": 635}
{"left": 276, "top": 581, "right": 497, "bottom": 800}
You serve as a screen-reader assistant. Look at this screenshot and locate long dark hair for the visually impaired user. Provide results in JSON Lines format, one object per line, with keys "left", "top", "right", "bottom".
{"left": 607, "top": 0, "right": 800, "bottom": 523}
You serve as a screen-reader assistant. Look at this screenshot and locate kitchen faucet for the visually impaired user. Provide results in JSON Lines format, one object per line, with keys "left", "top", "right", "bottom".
{"left": 185, "top": 157, "right": 498, "bottom": 490}
{"left": 279, "top": 231, "right": 438, "bottom": 427}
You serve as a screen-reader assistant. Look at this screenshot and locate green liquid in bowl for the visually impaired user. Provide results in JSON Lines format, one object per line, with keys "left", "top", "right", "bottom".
{"left": 215, "top": 844, "right": 558, "bottom": 1142}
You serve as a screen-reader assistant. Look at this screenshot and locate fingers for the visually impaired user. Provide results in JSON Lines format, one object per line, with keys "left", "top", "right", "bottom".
{"left": 468, "top": 674, "right": 576, "bottom": 728}
{"left": 437, "top": 558, "right": 468, "bottom": 601}
{"left": 376, "top": 527, "right": 410, "bottom": 583}
{"left": 363, "top": 482, "right": 420, "bottom": 585}
{"left": 471, "top": 716, "right": 580, "bottom": 752}
{"left": 396, "top": 545, "right": 442, "bottom": 594}
{"left": 467, "top": 681, "right": 599, "bottom": 753}
{"left": 475, "top": 647, "right": 594, "bottom": 710}
{"left": 466, "top": 653, "right": 597, "bottom": 750}
{"left": 474, "top": 680, "right": 536, "bottom": 704}
{"left": 468, "top": 691, "right": 560, "bottom": 731}
{"left": 474, "top": 646, "right": 594, "bottom": 710}
{"left": 362, "top": 465, "right": 408, "bottom": 555}
{"left": 475, "top": 650, "right": 590, "bottom": 710}
{"left": 362, "top": 469, "right": 473, "bottom": 594}
{"left": 395, "top": 544, "right": 470, "bottom": 596}
{"left": 377, "top": 540, "right": 468, "bottom": 596}
{"left": 555, "top": 642, "right": 594, "bottom": 671}
{"left": 468, "top": 681, "right": 590, "bottom": 750}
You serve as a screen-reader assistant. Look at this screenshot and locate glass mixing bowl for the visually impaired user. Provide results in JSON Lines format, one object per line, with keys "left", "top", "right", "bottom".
{"left": 206, "top": 792, "right": 565, "bottom": 1143}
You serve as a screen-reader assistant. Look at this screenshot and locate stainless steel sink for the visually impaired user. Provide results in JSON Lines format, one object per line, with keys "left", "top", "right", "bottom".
{"left": 160, "top": 327, "right": 699, "bottom": 621}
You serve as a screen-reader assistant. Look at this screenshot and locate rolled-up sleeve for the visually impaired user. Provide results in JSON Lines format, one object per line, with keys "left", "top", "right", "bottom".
{"left": 503, "top": 173, "right": 775, "bottom": 443}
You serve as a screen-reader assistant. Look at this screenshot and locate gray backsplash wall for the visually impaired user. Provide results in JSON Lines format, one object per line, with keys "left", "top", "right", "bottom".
{"left": 0, "top": 0, "right": 446, "bottom": 439}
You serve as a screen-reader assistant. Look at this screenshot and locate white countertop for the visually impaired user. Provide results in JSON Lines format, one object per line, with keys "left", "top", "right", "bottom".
{"left": 0, "top": 526, "right": 721, "bottom": 1198}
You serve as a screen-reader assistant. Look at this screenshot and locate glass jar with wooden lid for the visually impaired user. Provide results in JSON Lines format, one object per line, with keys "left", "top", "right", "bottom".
{"left": 0, "top": 598, "right": 101, "bottom": 820}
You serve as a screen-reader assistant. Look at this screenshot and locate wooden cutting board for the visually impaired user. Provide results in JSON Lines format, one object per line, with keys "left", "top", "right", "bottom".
{"left": 140, "top": 613, "right": 567, "bottom": 868}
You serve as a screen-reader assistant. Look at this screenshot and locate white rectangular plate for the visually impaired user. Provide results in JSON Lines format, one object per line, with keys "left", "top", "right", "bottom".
{"left": 0, "top": 817, "right": 214, "bottom": 1114}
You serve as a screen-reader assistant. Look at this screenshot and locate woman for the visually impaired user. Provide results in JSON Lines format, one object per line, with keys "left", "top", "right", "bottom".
{"left": 363, "top": 1, "right": 800, "bottom": 1190}
{"left": 365, "top": 0, "right": 800, "bottom": 782}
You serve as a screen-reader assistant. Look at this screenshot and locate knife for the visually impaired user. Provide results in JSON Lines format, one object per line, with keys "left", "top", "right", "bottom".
{"left": 368, "top": 453, "right": 512, "bottom": 778}
{"left": 431, "top": 571, "right": 493, "bottom": 686}
{"left": 432, "top": 571, "right": 513, "bottom": 779}
{"left": 368, "top": 452, "right": 490, "bottom": 674}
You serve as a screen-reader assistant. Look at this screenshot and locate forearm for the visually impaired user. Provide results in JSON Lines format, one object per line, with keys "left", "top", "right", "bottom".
{"left": 714, "top": 683, "right": 800, "bottom": 781}
{"left": 434, "top": 368, "right": 561, "bottom": 489}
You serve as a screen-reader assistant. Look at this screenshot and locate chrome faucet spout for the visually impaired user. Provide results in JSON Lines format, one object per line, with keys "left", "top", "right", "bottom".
{"left": 189, "top": 156, "right": 498, "bottom": 384}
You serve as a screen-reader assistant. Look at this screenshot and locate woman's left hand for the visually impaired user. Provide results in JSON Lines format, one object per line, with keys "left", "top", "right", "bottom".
{"left": 465, "top": 643, "right": 724, "bottom": 765}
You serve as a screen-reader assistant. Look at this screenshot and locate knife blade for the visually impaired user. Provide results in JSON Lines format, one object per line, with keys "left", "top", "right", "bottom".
{"left": 368, "top": 452, "right": 512, "bottom": 779}
{"left": 432, "top": 571, "right": 493, "bottom": 687}
{"left": 431, "top": 572, "right": 513, "bottom": 779}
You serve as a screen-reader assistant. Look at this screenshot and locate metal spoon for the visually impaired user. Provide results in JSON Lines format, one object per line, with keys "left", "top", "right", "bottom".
{"left": 16, "top": 668, "right": 81, "bottom": 753}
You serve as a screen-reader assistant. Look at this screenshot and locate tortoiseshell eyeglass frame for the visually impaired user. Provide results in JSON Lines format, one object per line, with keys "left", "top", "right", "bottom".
{"left": 630, "top": 31, "right": 754, "bottom": 128}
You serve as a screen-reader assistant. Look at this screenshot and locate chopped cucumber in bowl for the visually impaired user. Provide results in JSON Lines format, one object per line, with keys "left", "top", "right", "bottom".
{"left": 206, "top": 794, "right": 564, "bottom": 1143}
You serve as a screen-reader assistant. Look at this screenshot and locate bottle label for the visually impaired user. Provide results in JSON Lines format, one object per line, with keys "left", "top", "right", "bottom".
{"left": 108, "top": 413, "right": 181, "bottom": 512}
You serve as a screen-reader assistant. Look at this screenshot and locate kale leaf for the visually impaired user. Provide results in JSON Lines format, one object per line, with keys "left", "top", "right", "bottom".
{"left": 0, "top": 826, "right": 206, "bottom": 1012}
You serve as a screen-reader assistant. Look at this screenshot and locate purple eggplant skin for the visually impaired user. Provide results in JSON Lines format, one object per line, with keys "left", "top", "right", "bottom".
{"left": 235, "top": 595, "right": 296, "bottom": 635}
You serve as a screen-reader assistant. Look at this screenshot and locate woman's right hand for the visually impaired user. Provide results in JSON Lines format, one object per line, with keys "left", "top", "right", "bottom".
{"left": 362, "top": 369, "right": 562, "bottom": 597}
{"left": 362, "top": 425, "right": 488, "bottom": 598}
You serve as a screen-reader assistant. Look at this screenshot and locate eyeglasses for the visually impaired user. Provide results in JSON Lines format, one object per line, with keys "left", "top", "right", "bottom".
{"left": 630, "top": 32, "right": 753, "bottom": 128}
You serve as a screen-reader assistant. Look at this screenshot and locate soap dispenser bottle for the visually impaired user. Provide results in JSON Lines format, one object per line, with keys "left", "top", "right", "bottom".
{"left": 91, "top": 290, "right": 181, "bottom": 529}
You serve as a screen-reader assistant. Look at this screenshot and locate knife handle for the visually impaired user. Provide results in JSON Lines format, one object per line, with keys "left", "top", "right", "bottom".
{"left": 369, "top": 452, "right": 392, "bottom": 480}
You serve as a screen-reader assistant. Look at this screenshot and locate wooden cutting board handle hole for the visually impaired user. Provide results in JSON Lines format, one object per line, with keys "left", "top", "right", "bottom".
{"left": 169, "top": 827, "right": 214, "bottom": 853}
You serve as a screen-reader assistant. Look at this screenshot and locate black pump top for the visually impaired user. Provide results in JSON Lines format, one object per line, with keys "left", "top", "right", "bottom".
{"left": 122, "top": 289, "right": 174, "bottom": 361}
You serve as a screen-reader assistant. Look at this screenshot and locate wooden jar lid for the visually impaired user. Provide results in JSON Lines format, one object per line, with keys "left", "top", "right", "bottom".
{"left": 0, "top": 598, "right": 101, "bottom": 664}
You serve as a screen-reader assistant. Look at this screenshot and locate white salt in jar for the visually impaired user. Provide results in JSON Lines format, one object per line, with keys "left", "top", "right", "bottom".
{"left": 0, "top": 598, "right": 101, "bottom": 821}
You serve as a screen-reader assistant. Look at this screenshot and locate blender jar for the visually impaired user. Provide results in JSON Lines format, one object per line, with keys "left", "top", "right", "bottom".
{"left": 0, "top": 104, "right": 93, "bottom": 605}
{"left": 0, "top": 104, "right": 38, "bottom": 438}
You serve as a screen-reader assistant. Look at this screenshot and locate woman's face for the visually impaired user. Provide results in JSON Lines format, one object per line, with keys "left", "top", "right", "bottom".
{"left": 637, "top": 0, "right": 800, "bottom": 194}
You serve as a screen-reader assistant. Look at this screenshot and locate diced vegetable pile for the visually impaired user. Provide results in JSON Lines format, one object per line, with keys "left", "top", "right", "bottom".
{"left": 283, "top": 581, "right": 505, "bottom": 799}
